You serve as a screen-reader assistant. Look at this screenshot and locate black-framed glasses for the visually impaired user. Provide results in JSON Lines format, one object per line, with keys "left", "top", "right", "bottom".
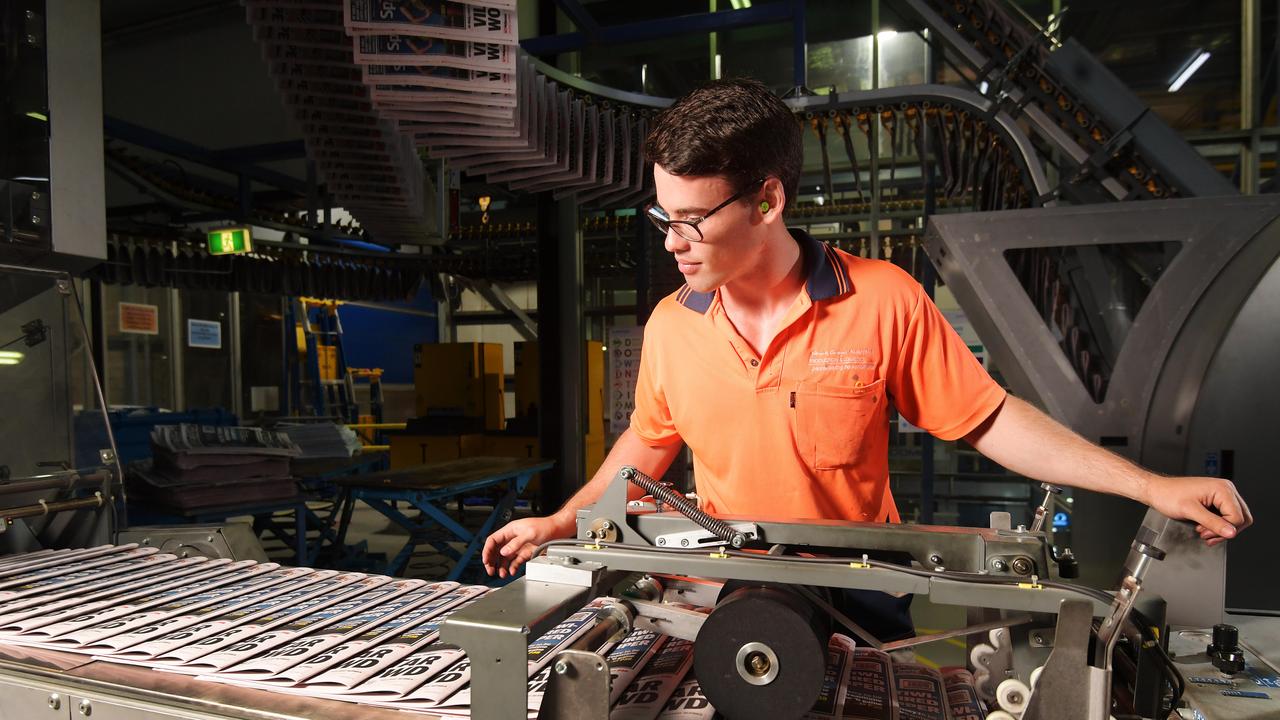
{"left": 644, "top": 178, "right": 765, "bottom": 243}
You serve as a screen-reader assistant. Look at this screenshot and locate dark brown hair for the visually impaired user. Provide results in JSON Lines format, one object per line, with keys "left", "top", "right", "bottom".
{"left": 644, "top": 78, "right": 802, "bottom": 211}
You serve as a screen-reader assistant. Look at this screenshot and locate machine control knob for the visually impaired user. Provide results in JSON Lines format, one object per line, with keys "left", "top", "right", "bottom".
{"left": 1208, "top": 623, "right": 1246, "bottom": 675}
{"left": 78, "top": 699, "right": 92, "bottom": 717}
{"left": 47, "top": 694, "right": 60, "bottom": 710}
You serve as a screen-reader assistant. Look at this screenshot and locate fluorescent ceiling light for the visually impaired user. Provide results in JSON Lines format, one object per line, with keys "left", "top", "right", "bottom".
{"left": 1168, "top": 51, "right": 1210, "bottom": 92}
{"left": 25, "top": 111, "right": 47, "bottom": 122}
{"left": 0, "top": 351, "right": 23, "bottom": 360}
{"left": 729, "top": 0, "right": 752, "bottom": 8}
{"left": 0, "top": 358, "right": 21, "bottom": 366}
{"left": 877, "top": 29, "right": 898, "bottom": 41}
{"left": 12, "top": 176, "right": 49, "bottom": 182}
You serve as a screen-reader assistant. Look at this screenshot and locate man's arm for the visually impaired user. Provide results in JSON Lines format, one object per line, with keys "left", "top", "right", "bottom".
{"left": 481, "top": 429, "right": 684, "bottom": 578}
{"left": 965, "top": 396, "right": 1252, "bottom": 545}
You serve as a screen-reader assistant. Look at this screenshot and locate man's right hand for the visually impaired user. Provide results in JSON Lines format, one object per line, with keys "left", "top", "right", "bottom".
{"left": 482, "top": 515, "right": 568, "bottom": 579}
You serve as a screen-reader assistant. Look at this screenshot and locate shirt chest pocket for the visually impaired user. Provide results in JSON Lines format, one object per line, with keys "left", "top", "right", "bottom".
{"left": 792, "top": 379, "right": 885, "bottom": 470}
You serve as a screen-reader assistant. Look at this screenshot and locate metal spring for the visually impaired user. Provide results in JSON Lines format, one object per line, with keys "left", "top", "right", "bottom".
{"left": 620, "top": 466, "right": 746, "bottom": 548}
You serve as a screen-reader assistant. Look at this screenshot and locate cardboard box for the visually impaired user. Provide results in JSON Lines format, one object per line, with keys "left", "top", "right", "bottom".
{"left": 512, "top": 341, "right": 605, "bottom": 436}
{"left": 586, "top": 340, "right": 605, "bottom": 437}
{"left": 413, "top": 342, "right": 504, "bottom": 430}
{"left": 513, "top": 342, "right": 539, "bottom": 420}
{"left": 389, "top": 433, "right": 484, "bottom": 470}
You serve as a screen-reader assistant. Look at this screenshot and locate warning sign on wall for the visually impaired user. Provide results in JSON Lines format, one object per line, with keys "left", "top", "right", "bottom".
{"left": 118, "top": 302, "right": 159, "bottom": 335}
{"left": 606, "top": 326, "right": 644, "bottom": 436}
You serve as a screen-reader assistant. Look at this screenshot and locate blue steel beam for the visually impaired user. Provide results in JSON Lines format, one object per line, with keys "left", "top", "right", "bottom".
{"left": 552, "top": 0, "right": 602, "bottom": 42}
{"left": 104, "top": 116, "right": 309, "bottom": 195}
{"left": 520, "top": 3, "right": 795, "bottom": 56}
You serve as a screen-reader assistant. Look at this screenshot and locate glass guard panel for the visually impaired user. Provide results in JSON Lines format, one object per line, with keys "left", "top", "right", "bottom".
{"left": 0, "top": 265, "right": 119, "bottom": 551}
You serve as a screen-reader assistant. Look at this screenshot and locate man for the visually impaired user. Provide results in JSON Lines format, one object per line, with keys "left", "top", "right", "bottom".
{"left": 481, "top": 78, "right": 1251, "bottom": 639}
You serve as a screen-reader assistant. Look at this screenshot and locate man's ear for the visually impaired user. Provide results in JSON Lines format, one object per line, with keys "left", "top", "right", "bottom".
{"left": 760, "top": 178, "right": 786, "bottom": 220}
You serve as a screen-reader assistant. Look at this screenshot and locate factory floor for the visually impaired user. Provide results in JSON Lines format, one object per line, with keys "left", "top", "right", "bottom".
{"left": 257, "top": 500, "right": 970, "bottom": 669}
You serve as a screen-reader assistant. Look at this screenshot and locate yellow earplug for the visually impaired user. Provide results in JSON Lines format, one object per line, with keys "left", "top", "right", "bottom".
{"left": 760, "top": 201, "right": 770, "bottom": 213}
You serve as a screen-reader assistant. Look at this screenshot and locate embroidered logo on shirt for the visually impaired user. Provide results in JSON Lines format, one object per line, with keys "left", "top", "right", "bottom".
{"left": 809, "top": 349, "right": 875, "bottom": 372}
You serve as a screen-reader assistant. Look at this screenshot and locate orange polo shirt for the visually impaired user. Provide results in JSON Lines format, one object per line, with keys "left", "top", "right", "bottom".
{"left": 630, "top": 229, "right": 1006, "bottom": 524}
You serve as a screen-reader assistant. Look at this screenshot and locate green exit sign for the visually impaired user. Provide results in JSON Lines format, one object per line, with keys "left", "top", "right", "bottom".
{"left": 207, "top": 227, "right": 253, "bottom": 255}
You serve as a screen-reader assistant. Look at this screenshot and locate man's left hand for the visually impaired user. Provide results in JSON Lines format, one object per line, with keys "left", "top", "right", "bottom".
{"left": 1143, "top": 476, "right": 1253, "bottom": 546}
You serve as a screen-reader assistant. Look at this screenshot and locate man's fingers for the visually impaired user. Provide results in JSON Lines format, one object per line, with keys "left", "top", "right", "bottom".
{"left": 500, "top": 534, "right": 528, "bottom": 558}
{"left": 1214, "top": 489, "right": 1252, "bottom": 531}
{"left": 1186, "top": 502, "right": 1235, "bottom": 540}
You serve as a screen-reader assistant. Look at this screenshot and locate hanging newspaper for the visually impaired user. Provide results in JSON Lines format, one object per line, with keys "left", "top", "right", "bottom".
{"left": 422, "top": 61, "right": 536, "bottom": 153}
{"left": 355, "top": 35, "right": 513, "bottom": 72}
{"left": 370, "top": 84, "right": 516, "bottom": 108}
{"left": 364, "top": 64, "right": 513, "bottom": 93}
{"left": 246, "top": 2, "right": 344, "bottom": 31}
{"left": 513, "top": 100, "right": 591, "bottom": 192}
{"left": 345, "top": 1, "right": 518, "bottom": 45}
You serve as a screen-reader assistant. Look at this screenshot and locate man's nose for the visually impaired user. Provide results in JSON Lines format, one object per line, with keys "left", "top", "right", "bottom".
{"left": 663, "top": 228, "right": 690, "bottom": 254}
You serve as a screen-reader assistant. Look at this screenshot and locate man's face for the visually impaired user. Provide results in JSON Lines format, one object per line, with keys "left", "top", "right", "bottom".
{"left": 652, "top": 166, "right": 764, "bottom": 294}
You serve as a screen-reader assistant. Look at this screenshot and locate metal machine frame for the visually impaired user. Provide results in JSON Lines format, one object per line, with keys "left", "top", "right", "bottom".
{"left": 442, "top": 467, "right": 1185, "bottom": 720}
{"left": 924, "top": 196, "right": 1280, "bottom": 620}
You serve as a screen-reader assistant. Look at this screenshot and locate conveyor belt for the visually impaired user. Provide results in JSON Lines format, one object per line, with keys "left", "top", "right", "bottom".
{"left": 0, "top": 545, "right": 990, "bottom": 719}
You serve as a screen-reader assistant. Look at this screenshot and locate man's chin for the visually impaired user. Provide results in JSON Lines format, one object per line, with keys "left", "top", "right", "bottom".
{"left": 684, "top": 277, "right": 720, "bottom": 294}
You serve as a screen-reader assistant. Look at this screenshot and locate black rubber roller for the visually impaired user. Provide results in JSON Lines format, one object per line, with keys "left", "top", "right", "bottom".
{"left": 694, "top": 586, "right": 828, "bottom": 720}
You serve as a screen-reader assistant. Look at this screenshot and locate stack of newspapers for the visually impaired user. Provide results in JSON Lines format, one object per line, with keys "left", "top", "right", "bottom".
{"left": 126, "top": 425, "right": 302, "bottom": 511}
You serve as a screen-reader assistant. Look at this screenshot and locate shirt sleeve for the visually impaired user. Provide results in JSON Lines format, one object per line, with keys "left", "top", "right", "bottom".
{"left": 629, "top": 322, "right": 684, "bottom": 446}
{"left": 888, "top": 286, "right": 1007, "bottom": 441}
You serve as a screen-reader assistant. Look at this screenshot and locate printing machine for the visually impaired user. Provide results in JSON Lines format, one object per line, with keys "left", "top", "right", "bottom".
{"left": 436, "top": 467, "right": 1216, "bottom": 720}
{"left": 0, "top": 465, "right": 1276, "bottom": 720}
